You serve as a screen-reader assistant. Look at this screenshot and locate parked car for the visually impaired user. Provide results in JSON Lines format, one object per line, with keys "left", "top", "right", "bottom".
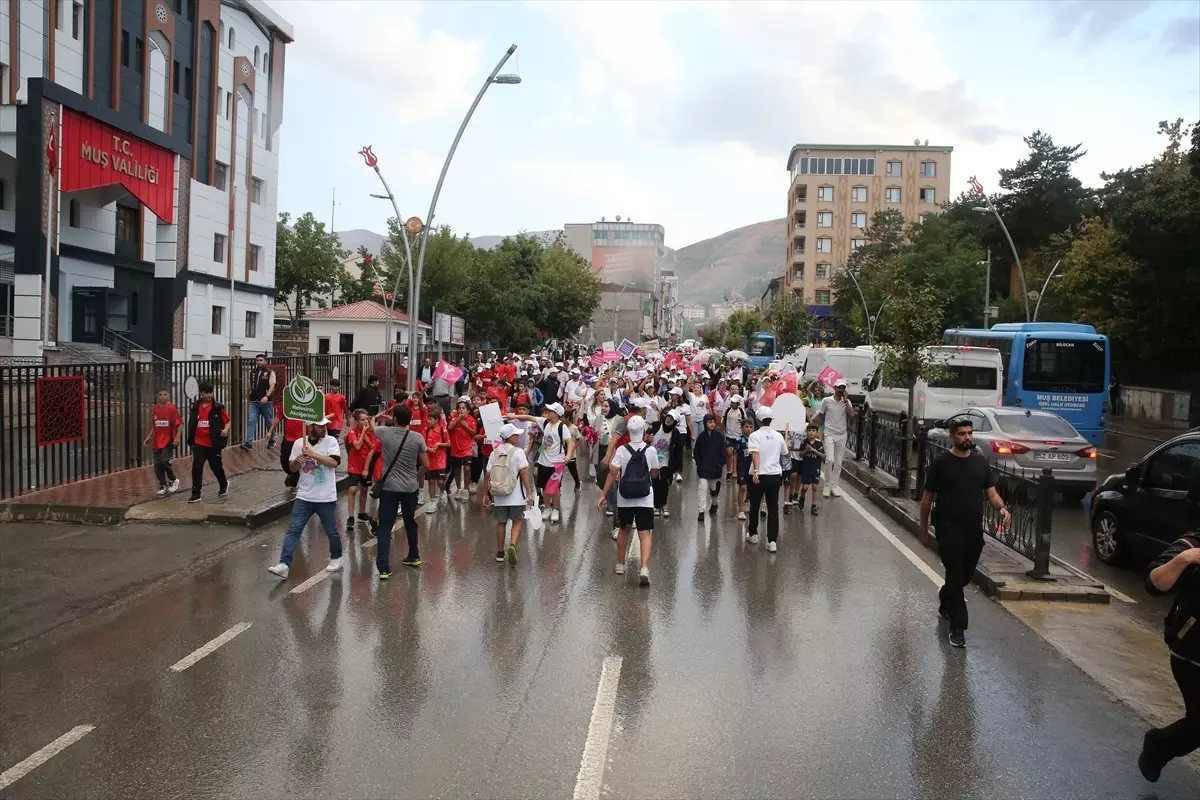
{"left": 864, "top": 345, "right": 1003, "bottom": 430}
{"left": 927, "top": 407, "right": 1098, "bottom": 499}
{"left": 1089, "top": 428, "right": 1200, "bottom": 565}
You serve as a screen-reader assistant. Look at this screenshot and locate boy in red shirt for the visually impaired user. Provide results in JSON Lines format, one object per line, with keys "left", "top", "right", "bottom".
{"left": 144, "top": 388, "right": 182, "bottom": 496}
{"left": 423, "top": 405, "right": 450, "bottom": 513}
{"left": 447, "top": 396, "right": 479, "bottom": 500}
{"left": 324, "top": 379, "right": 348, "bottom": 441}
{"left": 345, "top": 409, "right": 377, "bottom": 529}
{"left": 186, "top": 382, "right": 231, "bottom": 503}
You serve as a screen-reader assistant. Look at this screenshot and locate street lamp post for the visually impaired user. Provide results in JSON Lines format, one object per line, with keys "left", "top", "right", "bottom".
{"left": 979, "top": 247, "right": 991, "bottom": 328}
{"left": 408, "top": 44, "right": 521, "bottom": 392}
{"left": 843, "top": 266, "right": 889, "bottom": 346}
{"left": 1031, "top": 259, "right": 1063, "bottom": 322}
{"left": 358, "top": 146, "right": 415, "bottom": 381}
{"left": 969, "top": 175, "right": 1030, "bottom": 322}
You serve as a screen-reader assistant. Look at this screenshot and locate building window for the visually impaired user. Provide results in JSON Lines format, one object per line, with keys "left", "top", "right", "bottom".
{"left": 816, "top": 237, "right": 832, "bottom": 254}
{"left": 135, "top": 37, "right": 144, "bottom": 73}
{"left": 793, "top": 235, "right": 805, "bottom": 254}
{"left": 251, "top": 178, "right": 263, "bottom": 204}
{"left": 851, "top": 238, "right": 867, "bottom": 250}
{"left": 213, "top": 233, "right": 226, "bottom": 263}
{"left": 211, "top": 305, "right": 224, "bottom": 335}
{"left": 72, "top": 2, "right": 83, "bottom": 39}
{"left": 921, "top": 161, "right": 936, "bottom": 178}
{"left": 886, "top": 187, "right": 901, "bottom": 203}
{"left": 851, "top": 212, "right": 867, "bottom": 228}
{"left": 0, "top": 178, "right": 7, "bottom": 210}
{"left": 186, "top": 0, "right": 195, "bottom": 22}
{"left": 228, "top": 27, "right": 235, "bottom": 49}
{"left": 816, "top": 263, "right": 831, "bottom": 279}
{"left": 172, "top": 61, "right": 180, "bottom": 94}
{"left": 115, "top": 206, "right": 139, "bottom": 243}
{"left": 887, "top": 161, "right": 902, "bottom": 177}
{"left": 794, "top": 185, "right": 807, "bottom": 203}
{"left": 815, "top": 289, "right": 832, "bottom": 305}
{"left": 920, "top": 188, "right": 936, "bottom": 204}
{"left": 852, "top": 186, "right": 867, "bottom": 203}
{"left": 68, "top": 199, "right": 81, "bottom": 228}
{"left": 130, "top": 292, "right": 139, "bottom": 326}
{"left": 121, "top": 31, "right": 130, "bottom": 67}
{"left": 245, "top": 310, "right": 258, "bottom": 339}
{"left": 173, "top": 0, "right": 182, "bottom": 13}
{"left": 817, "top": 211, "right": 832, "bottom": 228}
{"left": 793, "top": 210, "right": 806, "bottom": 228}
{"left": 792, "top": 263, "right": 804, "bottom": 280}
{"left": 214, "top": 162, "right": 228, "bottom": 191}
{"left": 219, "top": 22, "right": 225, "bottom": 48}
{"left": 317, "top": 337, "right": 330, "bottom": 355}
{"left": 184, "top": 66, "right": 193, "bottom": 100}
{"left": 254, "top": 46, "right": 260, "bottom": 69}
{"left": 225, "top": 91, "right": 232, "bottom": 119}
{"left": 249, "top": 244, "right": 261, "bottom": 271}
{"left": 818, "top": 186, "right": 833, "bottom": 202}
{"left": 338, "top": 333, "right": 354, "bottom": 353}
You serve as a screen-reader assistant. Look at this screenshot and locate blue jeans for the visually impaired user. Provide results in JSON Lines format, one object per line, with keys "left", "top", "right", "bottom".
{"left": 278, "top": 499, "right": 342, "bottom": 566}
{"left": 374, "top": 490, "right": 420, "bottom": 571}
{"left": 245, "top": 400, "right": 275, "bottom": 444}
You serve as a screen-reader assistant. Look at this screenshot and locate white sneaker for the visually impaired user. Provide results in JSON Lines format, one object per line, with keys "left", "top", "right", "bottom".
{"left": 168, "top": 479, "right": 180, "bottom": 494}
{"left": 766, "top": 541, "right": 777, "bottom": 553}
{"left": 542, "top": 507, "right": 551, "bottom": 519}
{"left": 737, "top": 510, "right": 747, "bottom": 521}
{"left": 550, "top": 509, "right": 560, "bottom": 523}
{"left": 156, "top": 487, "right": 167, "bottom": 496}
{"left": 325, "top": 557, "right": 343, "bottom": 572}
{"left": 822, "top": 487, "right": 832, "bottom": 498}
{"left": 663, "top": 508, "right": 670, "bottom": 518}
{"left": 614, "top": 562, "right": 626, "bottom": 575}
{"left": 424, "top": 502, "right": 436, "bottom": 515}
{"left": 418, "top": 490, "right": 426, "bottom": 504}
{"left": 831, "top": 487, "right": 843, "bottom": 497}
{"left": 674, "top": 474, "right": 682, "bottom": 484}
{"left": 611, "top": 528, "right": 619, "bottom": 540}
{"left": 605, "top": 508, "right": 614, "bottom": 516}
{"left": 746, "top": 533, "right": 760, "bottom": 545}
{"left": 639, "top": 566, "right": 650, "bottom": 586}
{"left": 267, "top": 563, "right": 289, "bottom": 579}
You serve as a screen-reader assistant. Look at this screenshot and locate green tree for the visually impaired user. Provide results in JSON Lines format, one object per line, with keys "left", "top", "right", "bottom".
{"left": 1055, "top": 218, "right": 1140, "bottom": 349}
{"left": 275, "top": 212, "right": 348, "bottom": 329}
{"left": 337, "top": 246, "right": 383, "bottom": 305}
{"left": 529, "top": 238, "right": 602, "bottom": 341}
{"left": 721, "top": 308, "right": 766, "bottom": 350}
{"left": 764, "top": 293, "right": 812, "bottom": 354}
{"left": 871, "top": 281, "right": 948, "bottom": 436}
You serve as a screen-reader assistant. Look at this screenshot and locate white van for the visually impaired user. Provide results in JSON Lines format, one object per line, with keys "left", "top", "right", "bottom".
{"left": 863, "top": 346, "right": 1003, "bottom": 428}
{"left": 801, "top": 347, "right": 875, "bottom": 405}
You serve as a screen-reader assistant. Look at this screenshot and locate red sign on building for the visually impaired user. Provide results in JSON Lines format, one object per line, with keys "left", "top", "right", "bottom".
{"left": 59, "top": 108, "right": 176, "bottom": 223}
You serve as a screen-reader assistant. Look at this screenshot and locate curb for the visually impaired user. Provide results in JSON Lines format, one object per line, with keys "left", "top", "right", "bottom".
{"left": 840, "top": 459, "right": 1109, "bottom": 604}
{"left": 1106, "top": 425, "right": 1173, "bottom": 444}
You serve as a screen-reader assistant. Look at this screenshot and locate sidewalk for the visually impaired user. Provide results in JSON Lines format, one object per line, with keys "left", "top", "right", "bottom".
{"left": 0, "top": 441, "right": 349, "bottom": 527}
{"left": 1108, "top": 415, "right": 1184, "bottom": 443}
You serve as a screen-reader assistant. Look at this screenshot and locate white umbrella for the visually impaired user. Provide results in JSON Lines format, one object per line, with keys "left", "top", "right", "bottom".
{"left": 726, "top": 349, "right": 750, "bottom": 361}
{"left": 695, "top": 348, "right": 721, "bottom": 364}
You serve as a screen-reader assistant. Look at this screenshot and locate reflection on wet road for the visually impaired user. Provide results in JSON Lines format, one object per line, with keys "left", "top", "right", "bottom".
{"left": 1, "top": 470, "right": 1196, "bottom": 799}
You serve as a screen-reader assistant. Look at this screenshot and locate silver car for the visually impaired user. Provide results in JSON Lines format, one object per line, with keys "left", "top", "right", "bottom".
{"left": 927, "top": 407, "right": 1098, "bottom": 498}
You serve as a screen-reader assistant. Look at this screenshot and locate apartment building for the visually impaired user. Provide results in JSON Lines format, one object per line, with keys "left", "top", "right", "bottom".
{"left": 0, "top": 0, "right": 292, "bottom": 360}
{"left": 783, "top": 143, "right": 952, "bottom": 312}
{"left": 564, "top": 217, "right": 666, "bottom": 345}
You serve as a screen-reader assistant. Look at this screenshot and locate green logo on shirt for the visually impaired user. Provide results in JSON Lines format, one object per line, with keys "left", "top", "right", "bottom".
{"left": 283, "top": 375, "right": 325, "bottom": 423}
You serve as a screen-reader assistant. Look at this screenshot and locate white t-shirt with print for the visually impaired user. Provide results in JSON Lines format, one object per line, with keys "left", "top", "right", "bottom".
{"left": 747, "top": 427, "right": 787, "bottom": 476}
{"left": 611, "top": 440, "right": 660, "bottom": 509}
{"left": 689, "top": 392, "right": 709, "bottom": 419}
{"left": 486, "top": 444, "right": 529, "bottom": 506}
{"left": 533, "top": 417, "right": 569, "bottom": 467}
{"left": 290, "top": 435, "right": 341, "bottom": 503}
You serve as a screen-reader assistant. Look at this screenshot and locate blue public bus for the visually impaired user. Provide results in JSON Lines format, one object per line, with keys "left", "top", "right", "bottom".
{"left": 746, "top": 332, "right": 777, "bottom": 369}
{"left": 942, "top": 323, "right": 1111, "bottom": 443}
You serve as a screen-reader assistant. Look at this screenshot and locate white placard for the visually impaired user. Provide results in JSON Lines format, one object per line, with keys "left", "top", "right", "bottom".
{"left": 769, "top": 393, "right": 808, "bottom": 433}
{"left": 184, "top": 376, "right": 199, "bottom": 400}
{"left": 478, "top": 402, "right": 505, "bottom": 444}
{"left": 601, "top": 341, "right": 615, "bottom": 353}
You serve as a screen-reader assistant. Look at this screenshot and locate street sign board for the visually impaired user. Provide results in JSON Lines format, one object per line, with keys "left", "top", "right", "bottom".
{"left": 283, "top": 375, "right": 326, "bottom": 423}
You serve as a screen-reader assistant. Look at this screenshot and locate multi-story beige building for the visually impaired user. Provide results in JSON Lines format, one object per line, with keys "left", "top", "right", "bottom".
{"left": 783, "top": 143, "right": 952, "bottom": 308}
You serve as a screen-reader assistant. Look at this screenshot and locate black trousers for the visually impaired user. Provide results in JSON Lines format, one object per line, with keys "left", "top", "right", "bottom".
{"left": 190, "top": 444, "right": 228, "bottom": 497}
{"left": 748, "top": 474, "right": 782, "bottom": 542}
{"left": 1144, "top": 656, "right": 1200, "bottom": 768}
{"left": 153, "top": 447, "right": 176, "bottom": 486}
{"left": 375, "top": 490, "right": 420, "bottom": 571}
{"left": 652, "top": 469, "right": 674, "bottom": 509}
{"left": 936, "top": 529, "right": 985, "bottom": 631}
{"left": 567, "top": 460, "right": 580, "bottom": 487}
{"left": 470, "top": 455, "right": 485, "bottom": 485}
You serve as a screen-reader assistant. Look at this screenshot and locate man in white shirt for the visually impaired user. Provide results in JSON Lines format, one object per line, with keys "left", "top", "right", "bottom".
{"left": 507, "top": 402, "right": 575, "bottom": 523}
{"left": 815, "top": 378, "right": 856, "bottom": 498}
{"left": 268, "top": 419, "right": 344, "bottom": 580}
{"left": 564, "top": 369, "right": 587, "bottom": 409}
{"left": 746, "top": 406, "right": 787, "bottom": 553}
{"left": 481, "top": 423, "right": 535, "bottom": 566}
{"left": 597, "top": 416, "right": 660, "bottom": 586}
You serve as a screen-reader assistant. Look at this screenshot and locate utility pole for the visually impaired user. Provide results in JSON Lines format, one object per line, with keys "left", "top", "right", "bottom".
{"left": 330, "top": 188, "right": 340, "bottom": 231}
{"left": 983, "top": 247, "right": 991, "bottom": 329}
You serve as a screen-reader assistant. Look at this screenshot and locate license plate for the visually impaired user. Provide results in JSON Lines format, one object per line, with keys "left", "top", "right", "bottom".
{"left": 1033, "top": 452, "right": 1071, "bottom": 462}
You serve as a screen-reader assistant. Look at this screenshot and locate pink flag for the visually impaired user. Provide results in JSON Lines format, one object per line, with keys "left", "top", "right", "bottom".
{"left": 433, "top": 359, "right": 464, "bottom": 384}
{"left": 817, "top": 365, "right": 844, "bottom": 388}
{"left": 603, "top": 350, "right": 622, "bottom": 363}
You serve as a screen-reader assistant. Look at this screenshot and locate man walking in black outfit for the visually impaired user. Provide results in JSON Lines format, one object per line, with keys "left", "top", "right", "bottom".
{"left": 186, "top": 382, "right": 231, "bottom": 503}
{"left": 349, "top": 374, "right": 385, "bottom": 416}
{"left": 919, "top": 417, "right": 1010, "bottom": 648}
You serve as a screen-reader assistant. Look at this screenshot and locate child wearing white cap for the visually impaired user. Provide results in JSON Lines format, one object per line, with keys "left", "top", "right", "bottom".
{"left": 597, "top": 415, "right": 660, "bottom": 586}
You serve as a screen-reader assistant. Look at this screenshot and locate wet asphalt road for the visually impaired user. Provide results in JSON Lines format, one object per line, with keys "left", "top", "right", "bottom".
{"left": 2, "top": 472, "right": 1198, "bottom": 799}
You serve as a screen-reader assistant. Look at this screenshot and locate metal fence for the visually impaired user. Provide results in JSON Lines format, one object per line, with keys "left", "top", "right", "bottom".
{"left": 0, "top": 350, "right": 455, "bottom": 500}
{"left": 848, "top": 407, "right": 1053, "bottom": 578}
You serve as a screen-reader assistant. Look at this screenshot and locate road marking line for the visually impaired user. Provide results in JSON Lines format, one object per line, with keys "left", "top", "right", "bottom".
{"left": 360, "top": 538, "right": 378, "bottom": 550}
{"left": 842, "top": 493, "right": 943, "bottom": 586}
{"left": 0, "top": 724, "right": 95, "bottom": 791}
{"left": 289, "top": 570, "right": 331, "bottom": 595}
{"left": 573, "top": 655, "right": 623, "bottom": 800}
{"left": 168, "top": 622, "right": 253, "bottom": 672}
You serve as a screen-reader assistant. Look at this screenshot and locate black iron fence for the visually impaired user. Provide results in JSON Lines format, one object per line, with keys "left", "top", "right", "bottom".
{"left": 0, "top": 350, "right": 458, "bottom": 500}
{"left": 848, "top": 407, "right": 1053, "bottom": 578}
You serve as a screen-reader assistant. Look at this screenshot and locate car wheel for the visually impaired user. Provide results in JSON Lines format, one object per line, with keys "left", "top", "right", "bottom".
{"left": 1091, "top": 510, "right": 1124, "bottom": 565}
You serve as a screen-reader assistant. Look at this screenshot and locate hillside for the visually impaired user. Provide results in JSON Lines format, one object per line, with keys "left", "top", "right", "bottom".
{"left": 336, "top": 228, "right": 559, "bottom": 255}
{"left": 663, "top": 218, "right": 786, "bottom": 304}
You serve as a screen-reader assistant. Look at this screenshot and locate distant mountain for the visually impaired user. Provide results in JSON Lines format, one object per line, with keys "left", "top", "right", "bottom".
{"left": 663, "top": 218, "right": 786, "bottom": 305}
{"left": 335, "top": 228, "right": 560, "bottom": 255}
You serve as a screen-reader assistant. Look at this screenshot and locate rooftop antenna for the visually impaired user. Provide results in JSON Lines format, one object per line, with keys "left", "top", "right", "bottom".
{"left": 914, "top": 138, "right": 920, "bottom": 145}
{"left": 924, "top": 139, "right": 929, "bottom": 146}
{"left": 616, "top": 214, "right": 622, "bottom": 222}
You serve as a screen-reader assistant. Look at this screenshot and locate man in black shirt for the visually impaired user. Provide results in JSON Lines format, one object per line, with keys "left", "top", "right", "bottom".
{"left": 242, "top": 353, "right": 277, "bottom": 450}
{"left": 919, "top": 417, "right": 1011, "bottom": 648}
{"left": 349, "top": 374, "right": 385, "bottom": 416}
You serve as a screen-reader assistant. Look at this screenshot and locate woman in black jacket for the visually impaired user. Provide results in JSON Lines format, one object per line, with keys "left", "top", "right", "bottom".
{"left": 693, "top": 413, "right": 725, "bottom": 521}
{"left": 1140, "top": 531, "right": 1200, "bottom": 782}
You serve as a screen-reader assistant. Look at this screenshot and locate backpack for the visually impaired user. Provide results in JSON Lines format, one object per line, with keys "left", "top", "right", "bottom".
{"left": 489, "top": 444, "right": 521, "bottom": 496}
{"left": 618, "top": 444, "right": 653, "bottom": 499}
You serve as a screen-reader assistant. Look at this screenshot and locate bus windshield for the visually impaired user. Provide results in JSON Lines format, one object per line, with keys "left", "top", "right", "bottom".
{"left": 1021, "top": 339, "right": 1106, "bottom": 393}
{"left": 748, "top": 337, "right": 775, "bottom": 357}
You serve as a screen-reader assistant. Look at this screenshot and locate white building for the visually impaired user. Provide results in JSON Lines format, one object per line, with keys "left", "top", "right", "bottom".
{"left": 678, "top": 303, "right": 706, "bottom": 321}
{"left": 304, "top": 300, "right": 431, "bottom": 355}
{"left": 0, "top": 0, "right": 292, "bottom": 360}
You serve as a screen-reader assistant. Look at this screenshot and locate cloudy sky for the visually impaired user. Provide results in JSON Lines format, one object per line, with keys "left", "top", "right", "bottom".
{"left": 274, "top": 0, "right": 1200, "bottom": 249}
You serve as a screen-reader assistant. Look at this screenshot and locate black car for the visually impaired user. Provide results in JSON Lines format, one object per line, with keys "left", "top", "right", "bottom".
{"left": 1089, "top": 428, "right": 1200, "bottom": 565}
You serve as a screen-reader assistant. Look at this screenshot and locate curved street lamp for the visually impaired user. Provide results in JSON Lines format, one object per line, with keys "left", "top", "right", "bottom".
{"left": 968, "top": 175, "right": 1030, "bottom": 322}
{"left": 358, "top": 146, "right": 415, "bottom": 372}
{"left": 842, "top": 264, "right": 890, "bottom": 346}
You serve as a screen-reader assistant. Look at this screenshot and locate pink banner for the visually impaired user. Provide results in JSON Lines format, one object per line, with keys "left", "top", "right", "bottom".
{"left": 817, "top": 365, "right": 844, "bottom": 388}
{"left": 433, "top": 360, "right": 464, "bottom": 384}
{"left": 590, "top": 353, "right": 605, "bottom": 367}
{"left": 603, "top": 350, "right": 622, "bottom": 363}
